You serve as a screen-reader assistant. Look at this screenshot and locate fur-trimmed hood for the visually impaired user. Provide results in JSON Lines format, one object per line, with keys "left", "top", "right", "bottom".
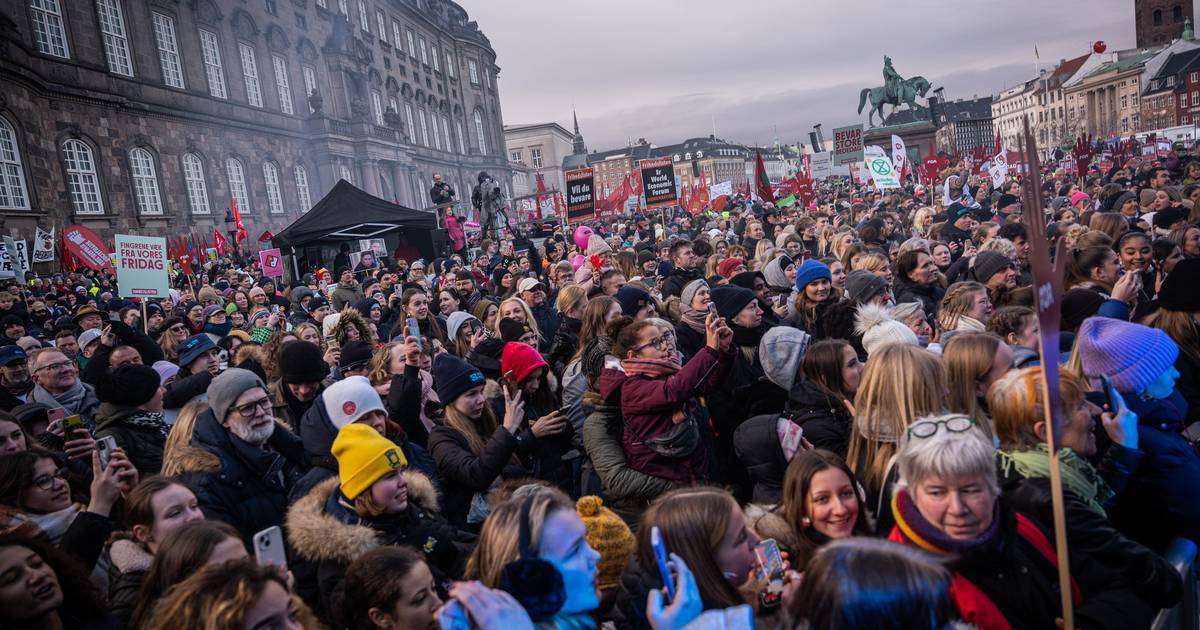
{"left": 286, "top": 472, "right": 440, "bottom": 565}
{"left": 334, "top": 307, "right": 374, "bottom": 345}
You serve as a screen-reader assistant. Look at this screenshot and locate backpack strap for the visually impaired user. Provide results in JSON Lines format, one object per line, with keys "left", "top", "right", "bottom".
{"left": 1015, "top": 513, "right": 1083, "bottom": 606}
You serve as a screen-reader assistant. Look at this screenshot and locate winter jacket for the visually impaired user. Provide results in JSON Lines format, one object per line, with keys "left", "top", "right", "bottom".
{"left": 162, "top": 370, "right": 212, "bottom": 409}
{"left": 531, "top": 302, "right": 559, "bottom": 351}
{"left": 893, "top": 277, "right": 945, "bottom": 318}
{"left": 598, "top": 346, "right": 732, "bottom": 484}
{"left": 733, "top": 413, "right": 789, "bottom": 504}
{"left": 105, "top": 538, "right": 151, "bottom": 626}
{"left": 427, "top": 419, "right": 531, "bottom": 527}
{"left": 268, "top": 378, "right": 322, "bottom": 434}
{"left": 286, "top": 475, "right": 474, "bottom": 624}
{"left": 387, "top": 364, "right": 429, "bottom": 448}
{"left": 445, "top": 214, "right": 466, "bottom": 252}
{"left": 329, "top": 280, "right": 364, "bottom": 312}
{"left": 189, "top": 408, "right": 308, "bottom": 541}
{"left": 547, "top": 316, "right": 581, "bottom": 378}
{"left": 93, "top": 403, "right": 165, "bottom": 475}
{"left": 673, "top": 321, "right": 705, "bottom": 362}
{"left": 782, "top": 379, "right": 854, "bottom": 459}
{"left": 581, "top": 400, "right": 674, "bottom": 527}
{"left": 1173, "top": 349, "right": 1200, "bottom": 425}
{"left": 660, "top": 266, "right": 703, "bottom": 300}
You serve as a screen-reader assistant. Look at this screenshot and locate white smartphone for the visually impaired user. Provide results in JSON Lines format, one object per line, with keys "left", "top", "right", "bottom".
{"left": 253, "top": 526, "right": 288, "bottom": 570}
{"left": 96, "top": 435, "right": 117, "bottom": 470}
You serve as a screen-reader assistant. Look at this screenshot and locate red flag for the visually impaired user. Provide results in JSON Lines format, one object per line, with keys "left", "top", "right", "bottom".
{"left": 257, "top": 230, "right": 274, "bottom": 243}
{"left": 231, "top": 199, "right": 248, "bottom": 243}
{"left": 60, "top": 229, "right": 78, "bottom": 273}
{"left": 534, "top": 174, "right": 548, "bottom": 220}
{"left": 754, "top": 151, "right": 772, "bottom": 202}
{"left": 995, "top": 131, "right": 1002, "bottom": 154}
{"left": 212, "top": 229, "right": 227, "bottom": 255}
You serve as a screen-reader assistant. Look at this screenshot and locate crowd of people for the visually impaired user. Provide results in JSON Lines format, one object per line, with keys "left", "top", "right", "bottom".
{"left": 3, "top": 153, "right": 1200, "bottom": 630}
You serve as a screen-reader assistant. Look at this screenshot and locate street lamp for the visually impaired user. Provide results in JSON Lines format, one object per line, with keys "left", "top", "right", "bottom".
{"left": 224, "top": 209, "right": 237, "bottom": 259}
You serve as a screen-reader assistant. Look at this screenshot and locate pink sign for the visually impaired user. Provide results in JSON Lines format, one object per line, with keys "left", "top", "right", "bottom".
{"left": 259, "top": 248, "right": 283, "bottom": 277}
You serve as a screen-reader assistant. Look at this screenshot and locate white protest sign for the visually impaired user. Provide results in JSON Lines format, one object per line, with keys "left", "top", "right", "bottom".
{"left": 811, "top": 152, "right": 834, "bottom": 180}
{"left": 708, "top": 181, "right": 733, "bottom": 198}
{"left": 114, "top": 234, "right": 170, "bottom": 298}
{"left": 0, "top": 240, "right": 30, "bottom": 278}
{"left": 864, "top": 145, "right": 888, "bottom": 160}
{"left": 33, "top": 227, "right": 55, "bottom": 263}
{"left": 864, "top": 156, "right": 901, "bottom": 189}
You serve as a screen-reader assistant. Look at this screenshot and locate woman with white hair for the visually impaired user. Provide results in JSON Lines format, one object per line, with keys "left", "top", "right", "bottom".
{"left": 886, "top": 413, "right": 1157, "bottom": 629}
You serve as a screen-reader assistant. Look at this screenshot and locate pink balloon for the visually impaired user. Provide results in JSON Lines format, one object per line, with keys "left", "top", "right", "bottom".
{"left": 571, "top": 254, "right": 586, "bottom": 272}
{"left": 573, "top": 226, "right": 594, "bottom": 250}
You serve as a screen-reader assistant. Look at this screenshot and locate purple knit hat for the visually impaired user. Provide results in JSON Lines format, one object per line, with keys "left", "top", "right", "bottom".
{"left": 1077, "top": 317, "right": 1179, "bottom": 393}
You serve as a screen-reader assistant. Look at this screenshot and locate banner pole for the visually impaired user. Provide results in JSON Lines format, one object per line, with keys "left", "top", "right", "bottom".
{"left": 141, "top": 300, "right": 148, "bottom": 335}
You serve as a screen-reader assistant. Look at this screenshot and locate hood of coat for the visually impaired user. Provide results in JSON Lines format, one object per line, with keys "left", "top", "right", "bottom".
{"left": 109, "top": 538, "right": 154, "bottom": 574}
{"left": 334, "top": 307, "right": 373, "bottom": 344}
{"left": 286, "top": 473, "right": 440, "bottom": 565}
{"left": 597, "top": 367, "right": 628, "bottom": 404}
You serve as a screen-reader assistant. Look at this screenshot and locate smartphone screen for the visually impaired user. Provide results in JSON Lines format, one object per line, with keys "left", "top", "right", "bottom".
{"left": 651, "top": 526, "right": 675, "bottom": 602}
{"left": 63, "top": 414, "right": 84, "bottom": 438}
{"left": 755, "top": 538, "right": 785, "bottom": 605}
{"left": 407, "top": 317, "right": 422, "bottom": 346}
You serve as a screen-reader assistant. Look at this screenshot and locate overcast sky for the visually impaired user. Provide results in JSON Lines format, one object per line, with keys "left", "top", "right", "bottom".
{"left": 464, "top": 0, "right": 1140, "bottom": 150}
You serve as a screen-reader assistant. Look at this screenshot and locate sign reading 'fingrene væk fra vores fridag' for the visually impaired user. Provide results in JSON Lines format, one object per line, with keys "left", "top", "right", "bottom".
{"left": 114, "top": 234, "right": 169, "bottom": 298}
{"left": 639, "top": 157, "right": 678, "bottom": 209}
{"left": 565, "top": 168, "right": 596, "bottom": 223}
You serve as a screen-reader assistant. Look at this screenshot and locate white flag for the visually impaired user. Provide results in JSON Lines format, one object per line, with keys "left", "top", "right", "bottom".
{"left": 33, "top": 227, "right": 55, "bottom": 264}
{"left": 891, "top": 135, "right": 907, "bottom": 177}
{"left": 864, "top": 145, "right": 887, "bottom": 159}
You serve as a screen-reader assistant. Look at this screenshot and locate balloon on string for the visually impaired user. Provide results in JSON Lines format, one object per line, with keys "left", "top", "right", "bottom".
{"left": 573, "top": 226, "right": 594, "bottom": 250}
{"left": 1093, "top": 41, "right": 1107, "bottom": 54}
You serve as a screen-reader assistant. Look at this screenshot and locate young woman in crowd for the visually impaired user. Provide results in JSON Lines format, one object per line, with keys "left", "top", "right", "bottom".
{"left": 780, "top": 449, "right": 869, "bottom": 568}
{"left": 937, "top": 281, "right": 992, "bottom": 336}
{"left": 942, "top": 332, "right": 1012, "bottom": 434}
{"left": 336, "top": 546, "right": 443, "bottom": 630}
{"left": 129, "top": 520, "right": 249, "bottom": 629}
{"left": 147, "top": 558, "right": 316, "bottom": 630}
{"left": 0, "top": 526, "right": 118, "bottom": 629}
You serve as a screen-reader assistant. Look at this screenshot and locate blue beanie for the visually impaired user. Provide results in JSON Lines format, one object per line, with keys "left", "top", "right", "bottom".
{"left": 615, "top": 285, "right": 653, "bottom": 317}
{"left": 710, "top": 285, "right": 756, "bottom": 320}
{"left": 432, "top": 353, "right": 486, "bottom": 405}
{"left": 1077, "top": 317, "right": 1179, "bottom": 394}
{"left": 794, "top": 259, "right": 832, "bottom": 291}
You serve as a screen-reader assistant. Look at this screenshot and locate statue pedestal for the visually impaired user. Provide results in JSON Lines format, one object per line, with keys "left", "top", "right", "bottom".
{"left": 864, "top": 119, "right": 938, "bottom": 162}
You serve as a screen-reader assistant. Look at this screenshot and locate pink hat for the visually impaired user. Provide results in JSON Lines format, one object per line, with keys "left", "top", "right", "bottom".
{"left": 1070, "top": 191, "right": 1091, "bottom": 207}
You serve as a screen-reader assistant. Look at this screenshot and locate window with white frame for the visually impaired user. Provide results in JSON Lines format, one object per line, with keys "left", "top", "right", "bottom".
{"left": 392, "top": 20, "right": 402, "bottom": 49}
{"left": 152, "top": 13, "right": 185, "bottom": 88}
{"left": 0, "top": 120, "right": 30, "bottom": 209}
{"left": 468, "top": 59, "right": 479, "bottom": 84}
{"left": 239, "top": 43, "right": 263, "bottom": 107}
{"left": 371, "top": 90, "right": 384, "bottom": 125}
{"left": 181, "top": 153, "right": 210, "bottom": 214}
{"left": 357, "top": 0, "right": 369, "bottom": 32}
{"left": 404, "top": 103, "right": 416, "bottom": 142}
{"left": 388, "top": 96, "right": 398, "bottom": 117}
{"left": 95, "top": 0, "right": 132, "bottom": 76}
{"left": 431, "top": 112, "right": 441, "bottom": 150}
{"left": 419, "top": 109, "right": 430, "bottom": 146}
{"left": 531, "top": 148, "right": 542, "bottom": 168}
{"left": 263, "top": 162, "right": 283, "bottom": 214}
{"left": 418, "top": 37, "right": 428, "bottom": 65}
{"left": 406, "top": 29, "right": 416, "bottom": 58}
{"left": 483, "top": 65, "right": 491, "bottom": 88}
{"left": 431, "top": 45, "right": 439, "bottom": 71}
{"left": 1194, "top": 91, "right": 1199, "bottom": 106}
{"left": 30, "top": 0, "right": 69, "bottom": 58}
{"left": 446, "top": 52, "right": 455, "bottom": 77}
{"left": 302, "top": 65, "right": 317, "bottom": 110}
{"left": 63, "top": 140, "right": 104, "bottom": 214}
{"left": 510, "top": 150, "right": 521, "bottom": 163}
{"left": 456, "top": 120, "right": 466, "bottom": 154}
{"left": 295, "top": 164, "right": 311, "bottom": 211}
{"left": 441, "top": 116, "right": 452, "bottom": 153}
{"left": 198, "top": 29, "right": 227, "bottom": 98}
{"left": 272, "top": 55, "right": 293, "bottom": 114}
{"left": 473, "top": 110, "right": 487, "bottom": 155}
{"left": 226, "top": 157, "right": 250, "bottom": 212}
{"left": 375, "top": 10, "right": 385, "bottom": 41}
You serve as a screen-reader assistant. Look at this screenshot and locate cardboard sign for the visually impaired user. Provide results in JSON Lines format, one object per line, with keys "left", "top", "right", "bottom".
{"left": 259, "top": 248, "right": 284, "bottom": 277}
{"left": 63, "top": 225, "right": 112, "bottom": 270}
{"left": 864, "top": 156, "right": 901, "bottom": 189}
{"left": 833, "top": 124, "right": 864, "bottom": 165}
{"left": 565, "top": 168, "right": 596, "bottom": 223}
{"left": 639, "top": 157, "right": 678, "bottom": 209}
{"left": 114, "top": 234, "right": 169, "bottom": 298}
{"left": 0, "top": 239, "right": 29, "bottom": 277}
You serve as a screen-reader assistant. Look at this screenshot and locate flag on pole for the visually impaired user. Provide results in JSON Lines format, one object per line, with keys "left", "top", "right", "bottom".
{"left": 891, "top": 135, "right": 908, "bottom": 181}
{"left": 257, "top": 230, "right": 274, "bottom": 243}
{"left": 754, "top": 150, "right": 772, "bottom": 202}
{"left": 33, "top": 227, "right": 55, "bottom": 264}
{"left": 231, "top": 199, "right": 248, "bottom": 243}
{"left": 212, "top": 229, "right": 228, "bottom": 255}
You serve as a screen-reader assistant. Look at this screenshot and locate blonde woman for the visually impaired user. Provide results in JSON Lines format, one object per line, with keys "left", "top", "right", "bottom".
{"left": 942, "top": 332, "right": 1012, "bottom": 436}
{"left": 911, "top": 206, "right": 935, "bottom": 238}
{"left": 160, "top": 400, "right": 220, "bottom": 477}
{"left": 937, "top": 281, "right": 991, "bottom": 334}
{"left": 753, "top": 239, "right": 776, "bottom": 270}
{"left": 494, "top": 296, "right": 540, "bottom": 342}
{"left": 549, "top": 285, "right": 588, "bottom": 376}
{"left": 845, "top": 343, "right": 946, "bottom": 532}
{"left": 852, "top": 252, "right": 894, "bottom": 286}
{"left": 829, "top": 228, "right": 858, "bottom": 262}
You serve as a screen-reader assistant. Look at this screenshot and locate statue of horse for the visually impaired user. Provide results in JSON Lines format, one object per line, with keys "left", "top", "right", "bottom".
{"left": 858, "top": 76, "right": 933, "bottom": 127}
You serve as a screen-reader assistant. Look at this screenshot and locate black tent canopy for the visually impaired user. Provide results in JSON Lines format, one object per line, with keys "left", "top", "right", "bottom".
{"left": 271, "top": 179, "right": 437, "bottom": 250}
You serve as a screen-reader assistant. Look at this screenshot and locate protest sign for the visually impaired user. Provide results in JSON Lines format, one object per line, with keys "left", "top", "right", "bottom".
{"left": 33, "top": 227, "right": 55, "bottom": 263}
{"left": 114, "top": 234, "right": 169, "bottom": 298}
{"left": 864, "top": 155, "right": 901, "bottom": 189}
{"left": 639, "top": 157, "right": 678, "bottom": 209}
{"left": 891, "top": 135, "right": 908, "bottom": 175}
{"left": 64, "top": 225, "right": 112, "bottom": 270}
{"left": 811, "top": 152, "right": 834, "bottom": 180}
{"left": 833, "top": 124, "right": 864, "bottom": 165}
{"left": 708, "top": 181, "right": 733, "bottom": 198}
{"left": 565, "top": 168, "right": 596, "bottom": 223}
{"left": 259, "top": 248, "right": 284, "bottom": 277}
{"left": 0, "top": 238, "right": 24, "bottom": 282}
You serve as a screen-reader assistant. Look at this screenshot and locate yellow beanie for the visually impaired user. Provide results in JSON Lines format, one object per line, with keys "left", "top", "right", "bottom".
{"left": 576, "top": 496, "right": 635, "bottom": 591}
{"left": 332, "top": 424, "right": 407, "bottom": 499}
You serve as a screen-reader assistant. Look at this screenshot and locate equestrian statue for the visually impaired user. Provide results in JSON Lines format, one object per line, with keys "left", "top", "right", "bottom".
{"left": 858, "top": 56, "right": 934, "bottom": 127}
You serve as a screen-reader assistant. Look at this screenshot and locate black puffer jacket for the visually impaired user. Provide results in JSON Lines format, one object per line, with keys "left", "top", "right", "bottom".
{"left": 893, "top": 277, "right": 945, "bottom": 318}
{"left": 93, "top": 403, "right": 165, "bottom": 475}
{"left": 784, "top": 379, "right": 853, "bottom": 459}
{"left": 427, "top": 420, "right": 530, "bottom": 528}
{"left": 733, "top": 413, "right": 788, "bottom": 504}
{"left": 547, "top": 315, "right": 581, "bottom": 378}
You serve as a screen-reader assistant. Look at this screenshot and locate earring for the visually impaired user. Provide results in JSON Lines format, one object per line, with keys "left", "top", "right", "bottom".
{"left": 801, "top": 517, "right": 811, "bottom": 528}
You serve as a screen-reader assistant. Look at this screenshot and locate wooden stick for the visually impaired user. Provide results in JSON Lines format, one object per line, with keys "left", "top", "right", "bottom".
{"left": 141, "top": 300, "right": 148, "bottom": 335}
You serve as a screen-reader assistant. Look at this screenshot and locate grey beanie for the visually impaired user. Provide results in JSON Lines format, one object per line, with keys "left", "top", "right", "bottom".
{"left": 680, "top": 279, "right": 708, "bottom": 307}
{"left": 207, "top": 367, "right": 267, "bottom": 425}
{"left": 446, "top": 311, "right": 479, "bottom": 342}
{"left": 758, "top": 327, "right": 812, "bottom": 390}
{"left": 845, "top": 269, "right": 888, "bottom": 304}
{"left": 968, "top": 251, "right": 1012, "bottom": 285}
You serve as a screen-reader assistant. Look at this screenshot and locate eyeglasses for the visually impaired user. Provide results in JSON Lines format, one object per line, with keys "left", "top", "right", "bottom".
{"left": 32, "top": 467, "right": 68, "bottom": 491}
{"left": 35, "top": 360, "right": 75, "bottom": 374}
{"left": 168, "top": 325, "right": 186, "bottom": 333}
{"left": 907, "top": 415, "right": 975, "bottom": 439}
{"left": 233, "top": 397, "right": 272, "bottom": 418}
{"left": 633, "top": 331, "right": 675, "bottom": 353}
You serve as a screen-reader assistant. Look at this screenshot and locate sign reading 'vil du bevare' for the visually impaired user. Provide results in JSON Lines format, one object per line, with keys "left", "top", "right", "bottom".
{"left": 565, "top": 168, "right": 596, "bottom": 223}
{"left": 639, "top": 157, "right": 678, "bottom": 209}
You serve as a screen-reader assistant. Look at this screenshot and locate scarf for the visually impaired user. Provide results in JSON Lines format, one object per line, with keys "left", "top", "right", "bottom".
{"left": 998, "top": 445, "right": 1112, "bottom": 517}
{"left": 204, "top": 321, "right": 233, "bottom": 337}
{"left": 620, "top": 357, "right": 692, "bottom": 425}
{"left": 679, "top": 303, "right": 708, "bottom": 334}
{"left": 730, "top": 323, "right": 766, "bottom": 350}
{"left": 125, "top": 410, "right": 170, "bottom": 440}
{"left": 7, "top": 504, "right": 81, "bottom": 545}
{"left": 891, "top": 488, "right": 1001, "bottom": 555}
{"left": 956, "top": 315, "right": 986, "bottom": 332}
{"left": 31, "top": 380, "right": 94, "bottom": 421}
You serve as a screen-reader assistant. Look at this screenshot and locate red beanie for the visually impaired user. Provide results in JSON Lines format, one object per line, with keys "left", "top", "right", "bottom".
{"left": 501, "top": 341, "right": 548, "bottom": 383}
{"left": 717, "top": 257, "right": 744, "bottom": 279}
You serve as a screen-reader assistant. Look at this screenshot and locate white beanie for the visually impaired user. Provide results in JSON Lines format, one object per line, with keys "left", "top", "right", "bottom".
{"left": 323, "top": 375, "right": 386, "bottom": 429}
{"left": 854, "top": 303, "right": 919, "bottom": 356}
{"left": 322, "top": 311, "right": 342, "bottom": 340}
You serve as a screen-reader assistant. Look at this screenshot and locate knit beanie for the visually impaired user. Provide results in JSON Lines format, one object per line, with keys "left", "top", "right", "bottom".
{"left": 96, "top": 364, "right": 160, "bottom": 408}
{"left": 680, "top": 279, "right": 708, "bottom": 308}
{"left": 710, "top": 285, "right": 756, "bottom": 320}
{"left": 501, "top": 341, "right": 548, "bottom": 383}
{"left": 279, "top": 341, "right": 328, "bottom": 384}
{"left": 855, "top": 303, "right": 920, "bottom": 356}
{"left": 446, "top": 311, "right": 479, "bottom": 342}
{"left": 498, "top": 317, "right": 530, "bottom": 343}
{"left": 576, "top": 496, "right": 635, "bottom": 592}
{"left": 432, "top": 353, "right": 485, "bottom": 405}
{"left": 615, "top": 286, "right": 652, "bottom": 317}
{"left": 323, "top": 375, "right": 386, "bottom": 429}
{"left": 717, "top": 258, "right": 744, "bottom": 278}
{"left": 338, "top": 340, "right": 374, "bottom": 370}
{"left": 845, "top": 269, "right": 888, "bottom": 304}
{"left": 1105, "top": 191, "right": 1136, "bottom": 213}
{"left": 1061, "top": 288, "right": 1105, "bottom": 332}
{"left": 201, "top": 304, "right": 224, "bottom": 322}
{"left": 586, "top": 234, "right": 612, "bottom": 257}
{"left": 758, "top": 327, "right": 812, "bottom": 390}
{"left": 224, "top": 302, "right": 238, "bottom": 315}
{"left": 1069, "top": 191, "right": 1091, "bottom": 207}
{"left": 968, "top": 251, "right": 1012, "bottom": 285}
{"left": 151, "top": 360, "right": 180, "bottom": 386}
{"left": 1077, "top": 316, "right": 1179, "bottom": 393}
{"left": 794, "top": 259, "right": 832, "bottom": 291}
{"left": 207, "top": 367, "right": 267, "bottom": 425}
{"left": 332, "top": 424, "right": 407, "bottom": 500}
{"left": 1158, "top": 258, "right": 1200, "bottom": 312}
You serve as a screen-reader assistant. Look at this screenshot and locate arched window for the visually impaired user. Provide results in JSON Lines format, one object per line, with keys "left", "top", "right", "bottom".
{"left": 0, "top": 119, "right": 30, "bottom": 209}
{"left": 129, "top": 148, "right": 163, "bottom": 214}
{"left": 473, "top": 109, "right": 487, "bottom": 155}
{"left": 1154, "top": 9, "right": 1163, "bottom": 25}
{"left": 1174, "top": 5, "right": 1184, "bottom": 21}
{"left": 263, "top": 162, "right": 283, "bottom": 214}
{"left": 294, "top": 164, "right": 311, "bottom": 211}
{"left": 181, "top": 153, "right": 211, "bottom": 214}
{"left": 62, "top": 139, "right": 104, "bottom": 214}
{"left": 226, "top": 157, "right": 250, "bottom": 212}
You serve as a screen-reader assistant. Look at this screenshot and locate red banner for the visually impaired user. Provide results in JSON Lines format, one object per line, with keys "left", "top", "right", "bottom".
{"left": 62, "top": 225, "right": 113, "bottom": 271}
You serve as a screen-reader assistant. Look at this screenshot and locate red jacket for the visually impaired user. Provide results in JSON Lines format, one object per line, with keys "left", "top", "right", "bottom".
{"left": 445, "top": 215, "right": 466, "bottom": 251}
{"left": 598, "top": 346, "right": 732, "bottom": 484}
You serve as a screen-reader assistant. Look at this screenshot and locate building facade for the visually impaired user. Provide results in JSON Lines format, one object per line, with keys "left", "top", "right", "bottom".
{"left": 992, "top": 80, "right": 1039, "bottom": 153}
{"left": 1136, "top": 0, "right": 1193, "bottom": 48}
{"left": 1063, "top": 49, "right": 1159, "bottom": 138}
{"left": 932, "top": 97, "right": 994, "bottom": 156}
{"left": 0, "top": 0, "right": 512, "bottom": 244}
{"left": 503, "top": 121, "right": 573, "bottom": 195}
